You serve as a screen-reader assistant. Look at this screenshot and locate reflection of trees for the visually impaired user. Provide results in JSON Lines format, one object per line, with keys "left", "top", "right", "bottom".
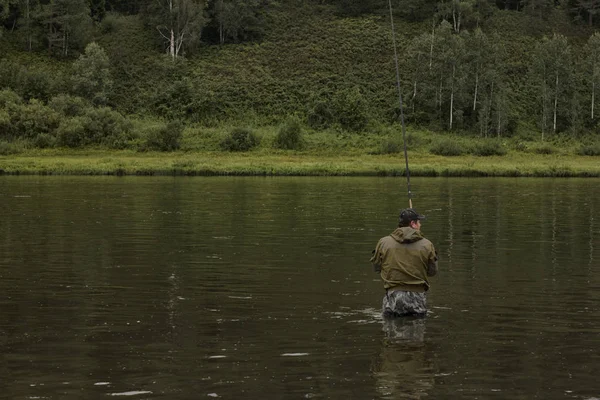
{"left": 371, "top": 318, "right": 436, "bottom": 399}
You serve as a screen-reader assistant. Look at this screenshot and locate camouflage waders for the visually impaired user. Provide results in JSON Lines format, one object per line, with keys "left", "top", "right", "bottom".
{"left": 382, "top": 290, "right": 427, "bottom": 318}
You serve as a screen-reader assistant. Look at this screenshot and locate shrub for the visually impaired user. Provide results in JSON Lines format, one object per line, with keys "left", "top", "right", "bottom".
{"left": 0, "top": 109, "right": 11, "bottom": 139}
{"left": 274, "top": 118, "right": 303, "bottom": 150}
{"left": 0, "top": 89, "right": 23, "bottom": 108}
{"left": 83, "top": 107, "right": 132, "bottom": 144}
{"left": 307, "top": 101, "right": 334, "bottom": 129}
{"left": 530, "top": 143, "right": 556, "bottom": 154}
{"left": 333, "top": 87, "right": 370, "bottom": 132}
{"left": 429, "top": 139, "right": 464, "bottom": 156}
{"left": 220, "top": 127, "right": 259, "bottom": 152}
{"left": 471, "top": 141, "right": 507, "bottom": 156}
{"left": 0, "top": 141, "right": 25, "bottom": 155}
{"left": 49, "top": 95, "right": 89, "bottom": 117}
{"left": 377, "top": 138, "right": 402, "bottom": 154}
{"left": 578, "top": 144, "right": 600, "bottom": 156}
{"left": 12, "top": 100, "right": 60, "bottom": 139}
{"left": 22, "top": 70, "right": 55, "bottom": 102}
{"left": 145, "top": 120, "right": 184, "bottom": 151}
{"left": 34, "top": 133, "right": 57, "bottom": 149}
{"left": 56, "top": 117, "right": 86, "bottom": 148}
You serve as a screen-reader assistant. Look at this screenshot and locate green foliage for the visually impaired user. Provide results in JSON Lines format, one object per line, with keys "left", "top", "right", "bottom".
{"left": 56, "top": 117, "right": 86, "bottom": 147}
{"left": 577, "top": 143, "right": 600, "bottom": 156}
{"left": 471, "top": 141, "right": 507, "bottom": 156}
{"left": 48, "top": 94, "right": 89, "bottom": 116}
{"left": 0, "top": 141, "right": 27, "bottom": 155}
{"left": 307, "top": 101, "right": 335, "bottom": 130}
{"left": 333, "top": 87, "right": 370, "bottom": 132}
{"left": 82, "top": 107, "right": 132, "bottom": 145}
{"left": 430, "top": 138, "right": 465, "bottom": 156}
{"left": 34, "top": 133, "right": 57, "bottom": 149}
{"left": 220, "top": 127, "right": 259, "bottom": 151}
{"left": 376, "top": 138, "right": 402, "bottom": 154}
{"left": 11, "top": 100, "right": 61, "bottom": 139}
{"left": 205, "top": 0, "right": 269, "bottom": 44}
{"left": 71, "top": 42, "right": 113, "bottom": 105}
{"left": 0, "top": 108, "right": 11, "bottom": 139}
{"left": 529, "top": 142, "right": 556, "bottom": 154}
{"left": 145, "top": 120, "right": 184, "bottom": 151}
{"left": 0, "top": 89, "right": 23, "bottom": 107}
{"left": 274, "top": 117, "right": 303, "bottom": 150}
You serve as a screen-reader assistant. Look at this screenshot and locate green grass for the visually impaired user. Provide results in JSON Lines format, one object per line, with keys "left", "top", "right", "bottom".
{"left": 1, "top": 124, "right": 599, "bottom": 177}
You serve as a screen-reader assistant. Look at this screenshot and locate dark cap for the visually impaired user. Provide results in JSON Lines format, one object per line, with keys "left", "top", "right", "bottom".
{"left": 399, "top": 208, "right": 426, "bottom": 226}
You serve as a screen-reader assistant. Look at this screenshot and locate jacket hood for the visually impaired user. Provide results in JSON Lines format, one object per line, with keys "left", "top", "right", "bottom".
{"left": 390, "top": 227, "right": 424, "bottom": 244}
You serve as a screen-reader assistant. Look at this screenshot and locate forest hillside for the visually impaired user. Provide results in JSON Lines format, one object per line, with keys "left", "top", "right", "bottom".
{"left": 1, "top": 0, "right": 600, "bottom": 156}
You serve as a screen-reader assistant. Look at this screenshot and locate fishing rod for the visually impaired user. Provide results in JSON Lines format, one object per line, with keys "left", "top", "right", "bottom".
{"left": 387, "top": 0, "right": 413, "bottom": 209}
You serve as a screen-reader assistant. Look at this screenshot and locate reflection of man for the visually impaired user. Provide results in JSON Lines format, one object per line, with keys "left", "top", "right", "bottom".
{"left": 370, "top": 208, "right": 438, "bottom": 318}
{"left": 372, "top": 319, "right": 435, "bottom": 399}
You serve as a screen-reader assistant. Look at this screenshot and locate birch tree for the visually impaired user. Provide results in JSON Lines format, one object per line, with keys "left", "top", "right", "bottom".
{"left": 532, "top": 34, "right": 572, "bottom": 139}
{"left": 209, "top": 0, "right": 268, "bottom": 45}
{"left": 585, "top": 32, "right": 600, "bottom": 121}
{"left": 40, "top": 0, "right": 92, "bottom": 56}
{"left": 405, "top": 32, "right": 432, "bottom": 119}
{"left": 433, "top": 21, "right": 467, "bottom": 130}
{"left": 148, "top": 0, "right": 207, "bottom": 59}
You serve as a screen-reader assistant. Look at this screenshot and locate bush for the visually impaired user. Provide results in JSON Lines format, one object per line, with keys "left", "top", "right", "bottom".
{"left": 49, "top": 95, "right": 89, "bottom": 117}
{"left": 83, "top": 107, "right": 132, "bottom": 145}
{"left": 471, "top": 141, "right": 507, "bottom": 156}
{"left": 56, "top": 117, "right": 86, "bottom": 148}
{"left": 307, "top": 101, "right": 334, "bottom": 129}
{"left": 220, "top": 127, "right": 259, "bottom": 152}
{"left": 530, "top": 143, "right": 556, "bottom": 154}
{"left": 376, "top": 138, "right": 402, "bottom": 154}
{"left": 0, "top": 109, "right": 11, "bottom": 139}
{"left": 429, "top": 139, "right": 464, "bottom": 156}
{"left": 333, "top": 87, "right": 370, "bottom": 132}
{"left": 145, "top": 120, "right": 184, "bottom": 151}
{"left": 0, "top": 141, "right": 26, "bottom": 155}
{"left": 12, "top": 100, "right": 61, "bottom": 139}
{"left": 34, "top": 133, "right": 57, "bottom": 149}
{"left": 578, "top": 144, "right": 600, "bottom": 156}
{"left": 0, "top": 89, "right": 23, "bottom": 108}
{"left": 274, "top": 118, "right": 303, "bottom": 150}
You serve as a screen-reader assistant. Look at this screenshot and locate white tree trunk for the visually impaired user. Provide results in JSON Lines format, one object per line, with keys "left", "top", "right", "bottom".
{"left": 429, "top": 20, "right": 435, "bottom": 69}
{"left": 592, "top": 81, "right": 595, "bottom": 120}
{"left": 553, "top": 72, "right": 558, "bottom": 134}
{"left": 450, "top": 64, "right": 455, "bottom": 130}
{"left": 473, "top": 70, "right": 479, "bottom": 111}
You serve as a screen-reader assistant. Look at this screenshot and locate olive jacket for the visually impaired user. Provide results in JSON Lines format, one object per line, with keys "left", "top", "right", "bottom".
{"left": 370, "top": 227, "right": 438, "bottom": 292}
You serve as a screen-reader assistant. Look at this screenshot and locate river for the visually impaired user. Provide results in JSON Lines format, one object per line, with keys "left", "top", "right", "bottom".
{"left": 1, "top": 176, "right": 599, "bottom": 399}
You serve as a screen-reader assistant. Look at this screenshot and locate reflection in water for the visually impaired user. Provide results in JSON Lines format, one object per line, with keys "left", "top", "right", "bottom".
{"left": 1, "top": 176, "right": 600, "bottom": 399}
{"left": 373, "top": 317, "right": 434, "bottom": 399}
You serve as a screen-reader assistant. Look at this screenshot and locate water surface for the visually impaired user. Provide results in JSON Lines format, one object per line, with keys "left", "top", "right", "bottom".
{"left": 1, "top": 176, "right": 599, "bottom": 399}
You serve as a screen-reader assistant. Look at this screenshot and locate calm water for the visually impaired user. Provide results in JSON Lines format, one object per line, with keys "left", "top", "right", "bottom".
{"left": 1, "top": 176, "right": 599, "bottom": 400}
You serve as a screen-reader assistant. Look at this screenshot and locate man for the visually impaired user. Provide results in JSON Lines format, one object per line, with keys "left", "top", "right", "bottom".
{"left": 370, "top": 208, "right": 438, "bottom": 318}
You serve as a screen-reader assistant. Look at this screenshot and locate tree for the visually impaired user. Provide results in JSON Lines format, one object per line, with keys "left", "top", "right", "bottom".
{"left": 206, "top": 0, "right": 269, "bottom": 45}
{"left": 71, "top": 42, "right": 113, "bottom": 105}
{"left": 532, "top": 34, "right": 573, "bottom": 139}
{"left": 437, "top": 0, "right": 475, "bottom": 33}
{"left": 584, "top": 32, "right": 600, "bottom": 121}
{"left": 39, "top": 0, "right": 93, "bottom": 56}
{"left": 431, "top": 21, "right": 467, "bottom": 130}
{"left": 146, "top": 0, "right": 207, "bottom": 59}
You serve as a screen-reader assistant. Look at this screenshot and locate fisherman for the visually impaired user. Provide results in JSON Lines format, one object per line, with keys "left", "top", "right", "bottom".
{"left": 370, "top": 208, "right": 438, "bottom": 318}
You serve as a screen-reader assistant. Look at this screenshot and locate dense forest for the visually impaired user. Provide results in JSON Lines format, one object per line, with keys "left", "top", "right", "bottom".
{"left": 2, "top": 0, "right": 600, "bottom": 153}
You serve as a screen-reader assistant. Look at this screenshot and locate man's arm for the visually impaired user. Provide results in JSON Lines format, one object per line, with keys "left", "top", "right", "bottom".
{"left": 427, "top": 249, "right": 438, "bottom": 277}
{"left": 370, "top": 240, "right": 384, "bottom": 273}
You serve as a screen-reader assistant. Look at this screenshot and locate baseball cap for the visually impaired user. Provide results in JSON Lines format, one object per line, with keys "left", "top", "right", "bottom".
{"left": 399, "top": 208, "right": 426, "bottom": 225}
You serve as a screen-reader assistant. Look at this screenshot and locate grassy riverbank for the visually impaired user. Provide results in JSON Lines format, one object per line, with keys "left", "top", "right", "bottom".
{"left": 2, "top": 149, "right": 600, "bottom": 177}
{"left": 2, "top": 126, "right": 599, "bottom": 177}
